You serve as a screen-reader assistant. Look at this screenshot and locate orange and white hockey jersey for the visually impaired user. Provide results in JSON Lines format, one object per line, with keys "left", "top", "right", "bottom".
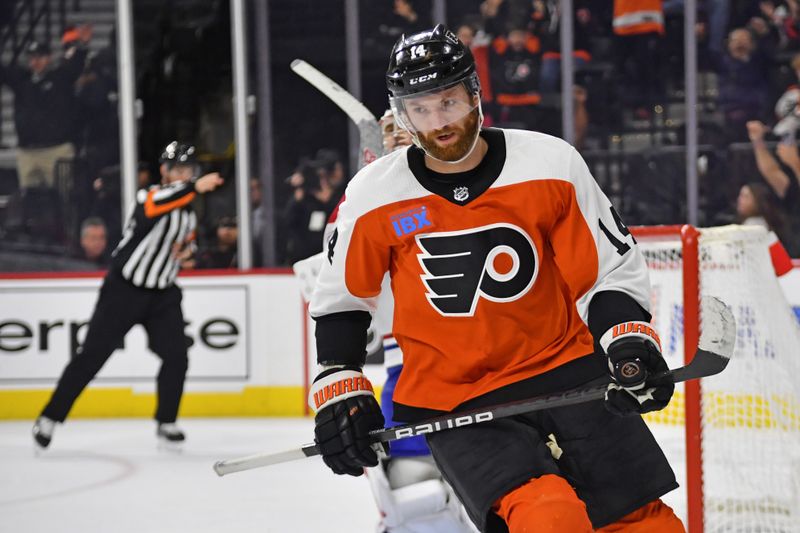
{"left": 310, "top": 128, "right": 651, "bottom": 418}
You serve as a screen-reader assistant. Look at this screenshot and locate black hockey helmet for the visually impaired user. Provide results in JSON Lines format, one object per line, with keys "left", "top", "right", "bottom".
{"left": 159, "top": 141, "right": 197, "bottom": 168}
{"left": 386, "top": 24, "right": 479, "bottom": 99}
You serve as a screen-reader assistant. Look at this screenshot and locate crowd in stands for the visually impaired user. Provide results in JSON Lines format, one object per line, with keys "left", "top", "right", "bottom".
{"left": 1, "top": 1, "right": 799, "bottom": 273}
{"left": 0, "top": 24, "right": 121, "bottom": 261}
{"left": 370, "top": 0, "right": 800, "bottom": 255}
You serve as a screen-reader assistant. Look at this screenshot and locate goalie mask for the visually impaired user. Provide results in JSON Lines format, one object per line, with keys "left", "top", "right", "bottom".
{"left": 386, "top": 24, "right": 483, "bottom": 163}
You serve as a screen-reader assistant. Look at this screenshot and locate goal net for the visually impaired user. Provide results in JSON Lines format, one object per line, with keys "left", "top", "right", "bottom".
{"left": 634, "top": 224, "right": 800, "bottom": 532}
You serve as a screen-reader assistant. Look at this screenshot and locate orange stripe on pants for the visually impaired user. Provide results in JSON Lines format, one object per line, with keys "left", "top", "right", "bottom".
{"left": 492, "top": 474, "right": 593, "bottom": 533}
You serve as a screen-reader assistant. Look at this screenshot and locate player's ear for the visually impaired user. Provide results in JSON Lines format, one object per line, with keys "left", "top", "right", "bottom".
{"left": 159, "top": 163, "right": 169, "bottom": 179}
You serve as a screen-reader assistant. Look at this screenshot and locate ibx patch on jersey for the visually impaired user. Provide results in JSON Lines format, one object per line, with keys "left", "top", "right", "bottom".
{"left": 390, "top": 205, "right": 432, "bottom": 238}
{"left": 416, "top": 223, "right": 539, "bottom": 316}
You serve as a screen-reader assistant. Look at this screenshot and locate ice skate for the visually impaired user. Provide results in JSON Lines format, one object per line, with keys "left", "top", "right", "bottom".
{"left": 32, "top": 416, "right": 56, "bottom": 451}
{"left": 157, "top": 422, "right": 185, "bottom": 451}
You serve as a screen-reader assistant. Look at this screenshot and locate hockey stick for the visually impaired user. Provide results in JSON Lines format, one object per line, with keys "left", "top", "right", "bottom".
{"left": 290, "top": 59, "right": 384, "bottom": 169}
{"left": 214, "top": 296, "right": 735, "bottom": 477}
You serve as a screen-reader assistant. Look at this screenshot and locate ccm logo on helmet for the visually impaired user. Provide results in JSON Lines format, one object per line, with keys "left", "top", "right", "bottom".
{"left": 409, "top": 72, "right": 438, "bottom": 85}
{"left": 416, "top": 223, "right": 538, "bottom": 316}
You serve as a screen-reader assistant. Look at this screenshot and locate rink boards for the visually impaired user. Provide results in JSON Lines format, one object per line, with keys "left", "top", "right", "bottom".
{"left": 1, "top": 267, "right": 799, "bottom": 419}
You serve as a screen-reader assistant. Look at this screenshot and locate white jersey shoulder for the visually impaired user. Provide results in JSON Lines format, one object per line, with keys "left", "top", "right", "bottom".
{"left": 342, "top": 146, "right": 430, "bottom": 218}
{"left": 496, "top": 128, "right": 581, "bottom": 189}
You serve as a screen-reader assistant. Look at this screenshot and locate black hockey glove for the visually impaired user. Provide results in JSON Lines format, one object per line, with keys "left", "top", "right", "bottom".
{"left": 600, "top": 321, "right": 675, "bottom": 417}
{"left": 309, "top": 367, "right": 385, "bottom": 476}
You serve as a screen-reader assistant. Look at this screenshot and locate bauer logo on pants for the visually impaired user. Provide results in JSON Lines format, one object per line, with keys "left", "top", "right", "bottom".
{"left": 416, "top": 223, "right": 538, "bottom": 316}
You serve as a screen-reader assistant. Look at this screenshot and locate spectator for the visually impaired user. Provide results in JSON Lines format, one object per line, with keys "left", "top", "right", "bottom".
{"left": 714, "top": 28, "right": 771, "bottom": 142}
{"left": 285, "top": 157, "right": 313, "bottom": 191}
{"left": 746, "top": 11, "right": 780, "bottom": 57}
{"left": 736, "top": 181, "right": 786, "bottom": 233}
{"left": 137, "top": 161, "right": 155, "bottom": 188}
{"left": 196, "top": 215, "right": 238, "bottom": 269}
{"left": 782, "top": 0, "right": 800, "bottom": 51}
{"left": 708, "top": 0, "right": 733, "bottom": 56}
{"left": 664, "top": 0, "right": 731, "bottom": 56}
{"left": 613, "top": 0, "right": 666, "bottom": 120}
{"left": 746, "top": 120, "right": 800, "bottom": 255}
{"left": 791, "top": 52, "right": 800, "bottom": 84}
{"left": 76, "top": 217, "right": 110, "bottom": 269}
{"left": 457, "top": 20, "right": 496, "bottom": 125}
{"left": 378, "top": 0, "right": 431, "bottom": 43}
{"left": 313, "top": 148, "right": 347, "bottom": 202}
{"left": 88, "top": 161, "right": 154, "bottom": 247}
{"left": 0, "top": 33, "right": 89, "bottom": 191}
{"left": 283, "top": 160, "right": 338, "bottom": 265}
{"left": 76, "top": 26, "right": 120, "bottom": 195}
{"left": 250, "top": 177, "right": 267, "bottom": 266}
{"left": 736, "top": 181, "right": 794, "bottom": 276}
{"left": 574, "top": 84, "right": 590, "bottom": 150}
{"left": 456, "top": 21, "right": 476, "bottom": 46}
{"left": 533, "top": 1, "right": 597, "bottom": 93}
{"left": 489, "top": 23, "right": 543, "bottom": 129}
{"left": 480, "top": 0, "right": 511, "bottom": 38}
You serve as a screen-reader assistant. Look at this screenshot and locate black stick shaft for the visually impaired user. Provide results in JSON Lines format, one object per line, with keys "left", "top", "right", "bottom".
{"left": 291, "top": 346, "right": 728, "bottom": 461}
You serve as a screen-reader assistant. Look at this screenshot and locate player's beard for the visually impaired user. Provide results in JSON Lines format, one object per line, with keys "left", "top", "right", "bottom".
{"left": 417, "top": 109, "right": 480, "bottom": 162}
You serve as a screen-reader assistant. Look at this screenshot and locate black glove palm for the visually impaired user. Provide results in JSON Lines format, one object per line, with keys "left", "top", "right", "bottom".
{"left": 605, "top": 335, "right": 675, "bottom": 417}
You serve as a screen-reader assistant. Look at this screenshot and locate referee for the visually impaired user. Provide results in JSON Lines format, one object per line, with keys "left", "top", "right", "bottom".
{"left": 32, "top": 141, "right": 224, "bottom": 449}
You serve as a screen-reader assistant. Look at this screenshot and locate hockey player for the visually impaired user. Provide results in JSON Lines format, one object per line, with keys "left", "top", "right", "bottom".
{"left": 32, "top": 142, "right": 223, "bottom": 450}
{"left": 307, "top": 25, "right": 684, "bottom": 532}
{"left": 294, "top": 110, "right": 476, "bottom": 532}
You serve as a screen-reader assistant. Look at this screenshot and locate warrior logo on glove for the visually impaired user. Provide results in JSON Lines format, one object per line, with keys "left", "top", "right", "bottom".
{"left": 309, "top": 367, "right": 385, "bottom": 477}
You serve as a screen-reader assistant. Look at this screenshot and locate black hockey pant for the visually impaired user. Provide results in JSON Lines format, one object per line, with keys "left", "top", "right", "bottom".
{"left": 41, "top": 273, "right": 189, "bottom": 424}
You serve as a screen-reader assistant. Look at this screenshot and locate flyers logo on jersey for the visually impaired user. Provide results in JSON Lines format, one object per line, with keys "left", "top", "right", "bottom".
{"left": 391, "top": 206, "right": 432, "bottom": 237}
{"left": 416, "top": 223, "right": 538, "bottom": 316}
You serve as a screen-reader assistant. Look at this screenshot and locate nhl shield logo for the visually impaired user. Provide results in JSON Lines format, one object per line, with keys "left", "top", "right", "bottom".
{"left": 453, "top": 186, "right": 469, "bottom": 202}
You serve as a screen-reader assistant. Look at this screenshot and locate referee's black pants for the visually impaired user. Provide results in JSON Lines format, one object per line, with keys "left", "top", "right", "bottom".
{"left": 41, "top": 272, "right": 189, "bottom": 424}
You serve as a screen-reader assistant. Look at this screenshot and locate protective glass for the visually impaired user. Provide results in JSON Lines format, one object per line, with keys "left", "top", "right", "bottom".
{"left": 390, "top": 80, "right": 479, "bottom": 135}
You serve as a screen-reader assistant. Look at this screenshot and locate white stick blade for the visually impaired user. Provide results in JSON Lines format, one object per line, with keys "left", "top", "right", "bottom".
{"left": 289, "top": 59, "right": 376, "bottom": 124}
{"left": 699, "top": 295, "right": 736, "bottom": 359}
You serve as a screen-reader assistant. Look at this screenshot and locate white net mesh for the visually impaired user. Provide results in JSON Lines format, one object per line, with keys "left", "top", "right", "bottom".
{"left": 639, "top": 225, "right": 800, "bottom": 532}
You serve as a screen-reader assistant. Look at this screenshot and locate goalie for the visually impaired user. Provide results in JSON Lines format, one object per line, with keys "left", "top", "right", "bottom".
{"left": 307, "top": 26, "right": 683, "bottom": 532}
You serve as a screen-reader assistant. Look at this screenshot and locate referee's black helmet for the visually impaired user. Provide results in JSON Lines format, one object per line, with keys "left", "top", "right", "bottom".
{"left": 159, "top": 141, "right": 197, "bottom": 168}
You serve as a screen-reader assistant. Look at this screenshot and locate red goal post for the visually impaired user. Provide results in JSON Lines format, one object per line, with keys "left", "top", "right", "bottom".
{"left": 632, "top": 224, "right": 703, "bottom": 532}
{"left": 631, "top": 224, "right": 800, "bottom": 533}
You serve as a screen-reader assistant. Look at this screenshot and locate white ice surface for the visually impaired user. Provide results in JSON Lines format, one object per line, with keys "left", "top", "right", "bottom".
{"left": 0, "top": 418, "right": 378, "bottom": 533}
{"left": 0, "top": 418, "right": 687, "bottom": 533}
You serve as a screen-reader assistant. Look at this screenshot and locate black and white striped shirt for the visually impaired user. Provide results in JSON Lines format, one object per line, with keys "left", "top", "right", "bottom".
{"left": 111, "top": 180, "right": 198, "bottom": 289}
